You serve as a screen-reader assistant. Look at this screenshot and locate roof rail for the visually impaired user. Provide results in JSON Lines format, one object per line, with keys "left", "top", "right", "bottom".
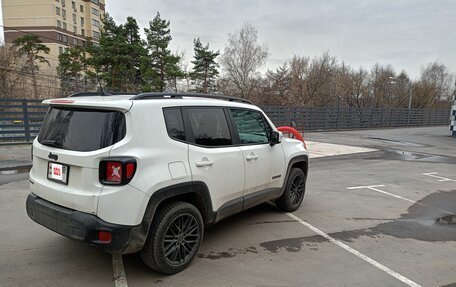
{"left": 67, "top": 92, "right": 137, "bottom": 97}
{"left": 131, "top": 92, "right": 253, "bottom": 104}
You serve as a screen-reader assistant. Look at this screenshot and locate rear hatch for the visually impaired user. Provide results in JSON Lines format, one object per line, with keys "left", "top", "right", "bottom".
{"left": 30, "top": 97, "right": 132, "bottom": 214}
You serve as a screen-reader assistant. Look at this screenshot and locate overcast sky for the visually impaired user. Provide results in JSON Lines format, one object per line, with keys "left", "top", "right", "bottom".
{"left": 1, "top": 0, "right": 455, "bottom": 78}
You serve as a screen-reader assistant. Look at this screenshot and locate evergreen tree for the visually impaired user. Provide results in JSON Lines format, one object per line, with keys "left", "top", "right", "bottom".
{"left": 57, "top": 46, "right": 88, "bottom": 94}
{"left": 190, "top": 38, "right": 220, "bottom": 93}
{"left": 13, "top": 34, "right": 50, "bottom": 98}
{"left": 87, "top": 13, "right": 127, "bottom": 91}
{"left": 143, "top": 12, "right": 183, "bottom": 92}
{"left": 122, "top": 16, "right": 147, "bottom": 91}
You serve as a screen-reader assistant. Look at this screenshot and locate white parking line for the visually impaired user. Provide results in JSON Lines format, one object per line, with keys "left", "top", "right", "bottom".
{"left": 422, "top": 172, "right": 456, "bottom": 182}
{"left": 284, "top": 212, "right": 422, "bottom": 287}
{"left": 112, "top": 254, "right": 128, "bottom": 287}
{"left": 346, "top": 185, "right": 417, "bottom": 204}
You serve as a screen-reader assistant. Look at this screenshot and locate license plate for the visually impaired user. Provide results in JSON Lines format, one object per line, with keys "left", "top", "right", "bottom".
{"left": 47, "top": 162, "right": 69, "bottom": 185}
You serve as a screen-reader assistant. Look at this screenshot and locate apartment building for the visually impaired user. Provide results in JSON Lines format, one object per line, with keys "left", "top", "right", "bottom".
{"left": 2, "top": 0, "right": 105, "bottom": 72}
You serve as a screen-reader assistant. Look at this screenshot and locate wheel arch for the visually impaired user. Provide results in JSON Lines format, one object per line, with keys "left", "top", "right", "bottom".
{"left": 280, "top": 155, "right": 308, "bottom": 196}
{"left": 123, "top": 181, "right": 214, "bottom": 254}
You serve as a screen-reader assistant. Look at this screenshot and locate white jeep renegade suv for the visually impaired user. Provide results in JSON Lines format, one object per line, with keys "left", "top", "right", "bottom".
{"left": 26, "top": 92, "right": 309, "bottom": 274}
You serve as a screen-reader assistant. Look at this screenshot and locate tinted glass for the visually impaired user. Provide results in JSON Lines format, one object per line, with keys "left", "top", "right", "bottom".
{"left": 163, "top": 108, "right": 185, "bottom": 141}
{"left": 38, "top": 107, "right": 126, "bottom": 152}
{"left": 187, "top": 108, "right": 232, "bottom": 146}
{"left": 230, "top": 109, "right": 270, "bottom": 144}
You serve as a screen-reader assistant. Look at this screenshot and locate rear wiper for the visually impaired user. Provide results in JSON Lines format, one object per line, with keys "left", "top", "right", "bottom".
{"left": 40, "top": 139, "right": 62, "bottom": 148}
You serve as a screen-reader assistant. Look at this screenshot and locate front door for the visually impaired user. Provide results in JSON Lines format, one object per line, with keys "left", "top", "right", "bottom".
{"left": 185, "top": 107, "right": 245, "bottom": 212}
{"left": 228, "top": 108, "right": 285, "bottom": 207}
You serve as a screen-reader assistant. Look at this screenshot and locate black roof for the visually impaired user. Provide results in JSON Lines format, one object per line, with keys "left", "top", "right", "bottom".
{"left": 131, "top": 92, "right": 252, "bottom": 104}
{"left": 67, "top": 92, "right": 252, "bottom": 104}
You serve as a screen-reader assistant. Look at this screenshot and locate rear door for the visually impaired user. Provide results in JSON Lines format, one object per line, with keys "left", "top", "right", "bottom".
{"left": 30, "top": 105, "right": 127, "bottom": 214}
{"left": 184, "top": 107, "right": 245, "bottom": 213}
{"left": 228, "top": 108, "right": 285, "bottom": 207}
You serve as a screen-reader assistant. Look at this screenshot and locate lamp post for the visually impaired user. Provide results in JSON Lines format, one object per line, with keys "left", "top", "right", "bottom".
{"left": 389, "top": 77, "right": 413, "bottom": 127}
{"left": 407, "top": 82, "right": 413, "bottom": 127}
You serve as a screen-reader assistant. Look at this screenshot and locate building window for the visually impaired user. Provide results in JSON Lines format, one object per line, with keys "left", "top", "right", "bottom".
{"left": 57, "top": 20, "right": 61, "bottom": 28}
{"left": 63, "top": 22, "right": 67, "bottom": 30}
{"left": 92, "top": 19, "right": 100, "bottom": 28}
{"left": 62, "top": 9, "right": 66, "bottom": 20}
{"left": 57, "top": 33, "right": 62, "bottom": 41}
{"left": 73, "top": 38, "right": 78, "bottom": 45}
{"left": 56, "top": 7, "right": 61, "bottom": 15}
{"left": 59, "top": 46, "right": 64, "bottom": 54}
{"left": 91, "top": 0, "right": 99, "bottom": 4}
{"left": 80, "top": 5, "right": 83, "bottom": 12}
{"left": 81, "top": 17, "right": 85, "bottom": 26}
{"left": 73, "top": 26, "right": 77, "bottom": 34}
{"left": 62, "top": 35, "right": 68, "bottom": 43}
{"left": 73, "top": 14, "right": 76, "bottom": 24}
{"left": 81, "top": 29, "right": 85, "bottom": 36}
{"left": 61, "top": 0, "right": 65, "bottom": 7}
{"left": 72, "top": 1, "right": 76, "bottom": 11}
{"left": 91, "top": 8, "right": 99, "bottom": 16}
{"left": 93, "top": 31, "right": 100, "bottom": 40}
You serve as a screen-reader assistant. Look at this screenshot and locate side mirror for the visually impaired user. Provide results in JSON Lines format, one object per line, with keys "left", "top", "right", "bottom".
{"left": 270, "top": 130, "right": 281, "bottom": 146}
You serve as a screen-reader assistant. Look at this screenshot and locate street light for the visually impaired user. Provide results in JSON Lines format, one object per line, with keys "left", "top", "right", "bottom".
{"left": 389, "top": 76, "right": 413, "bottom": 127}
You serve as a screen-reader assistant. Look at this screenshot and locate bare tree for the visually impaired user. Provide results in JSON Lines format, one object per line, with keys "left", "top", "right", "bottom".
{"left": 0, "top": 44, "right": 27, "bottom": 98}
{"left": 289, "top": 55, "right": 309, "bottom": 105}
{"left": 305, "top": 52, "right": 337, "bottom": 106}
{"left": 414, "top": 62, "right": 454, "bottom": 108}
{"left": 220, "top": 23, "right": 269, "bottom": 99}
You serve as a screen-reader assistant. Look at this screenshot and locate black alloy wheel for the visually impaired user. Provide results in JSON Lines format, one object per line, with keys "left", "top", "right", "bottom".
{"left": 275, "top": 167, "right": 306, "bottom": 212}
{"left": 289, "top": 175, "right": 305, "bottom": 205}
{"left": 140, "top": 201, "right": 203, "bottom": 274}
{"left": 163, "top": 213, "right": 200, "bottom": 265}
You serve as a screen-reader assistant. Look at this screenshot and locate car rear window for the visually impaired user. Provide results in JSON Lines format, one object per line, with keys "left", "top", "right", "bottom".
{"left": 38, "top": 107, "right": 126, "bottom": 152}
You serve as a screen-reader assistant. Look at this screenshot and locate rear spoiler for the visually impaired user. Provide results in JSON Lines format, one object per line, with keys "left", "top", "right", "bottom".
{"left": 42, "top": 98, "right": 133, "bottom": 112}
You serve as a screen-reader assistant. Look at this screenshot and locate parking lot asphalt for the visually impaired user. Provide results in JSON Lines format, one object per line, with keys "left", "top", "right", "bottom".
{"left": 0, "top": 126, "right": 455, "bottom": 287}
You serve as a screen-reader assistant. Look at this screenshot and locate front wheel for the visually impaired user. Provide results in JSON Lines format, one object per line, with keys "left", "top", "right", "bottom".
{"left": 275, "top": 168, "right": 306, "bottom": 212}
{"left": 140, "top": 201, "right": 203, "bottom": 274}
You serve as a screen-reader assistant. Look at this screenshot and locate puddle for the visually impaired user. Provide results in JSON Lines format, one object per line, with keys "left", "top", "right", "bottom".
{"left": 257, "top": 190, "right": 456, "bottom": 253}
{"left": 436, "top": 215, "right": 456, "bottom": 225}
{"left": 260, "top": 235, "right": 326, "bottom": 253}
{"left": 366, "top": 150, "right": 456, "bottom": 164}
{"left": 365, "top": 137, "right": 425, "bottom": 147}
{"left": 0, "top": 166, "right": 31, "bottom": 175}
{"left": 198, "top": 246, "right": 258, "bottom": 260}
{"left": 326, "top": 190, "right": 456, "bottom": 242}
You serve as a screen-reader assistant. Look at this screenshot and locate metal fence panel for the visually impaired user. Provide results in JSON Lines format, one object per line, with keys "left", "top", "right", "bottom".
{"left": 0, "top": 99, "right": 47, "bottom": 143}
{"left": 0, "top": 98, "right": 451, "bottom": 143}
{"left": 262, "top": 106, "right": 450, "bottom": 131}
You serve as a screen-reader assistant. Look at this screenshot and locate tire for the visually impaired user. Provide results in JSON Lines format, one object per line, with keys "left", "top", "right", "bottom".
{"left": 140, "top": 201, "right": 204, "bottom": 274}
{"left": 275, "top": 168, "right": 306, "bottom": 212}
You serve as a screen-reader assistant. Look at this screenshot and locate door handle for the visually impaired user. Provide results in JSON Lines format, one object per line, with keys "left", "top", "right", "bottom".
{"left": 195, "top": 158, "right": 214, "bottom": 167}
{"left": 246, "top": 153, "right": 258, "bottom": 161}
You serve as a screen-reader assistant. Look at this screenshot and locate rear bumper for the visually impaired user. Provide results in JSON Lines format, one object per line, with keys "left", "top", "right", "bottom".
{"left": 26, "top": 193, "right": 147, "bottom": 254}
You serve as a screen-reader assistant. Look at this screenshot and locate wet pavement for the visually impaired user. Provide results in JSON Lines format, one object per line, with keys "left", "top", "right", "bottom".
{"left": 1, "top": 126, "right": 455, "bottom": 287}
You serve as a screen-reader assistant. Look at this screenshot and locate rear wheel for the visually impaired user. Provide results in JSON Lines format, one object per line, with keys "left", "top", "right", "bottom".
{"left": 275, "top": 168, "right": 306, "bottom": 212}
{"left": 140, "top": 201, "right": 203, "bottom": 274}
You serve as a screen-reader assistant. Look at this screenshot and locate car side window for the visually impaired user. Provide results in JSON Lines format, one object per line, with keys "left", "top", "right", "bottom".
{"left": 186, "top": 108, "right": 232, "bottom": 147}
{"left": 230, "top": 108, "right": 270, "bottom": 144}
{"left": 163, "top": 108, "right": 185, "bottom": 141}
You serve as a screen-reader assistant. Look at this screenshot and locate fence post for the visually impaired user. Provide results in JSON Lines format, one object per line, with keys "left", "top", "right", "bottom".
{"left": 335, "top": 96, "right": 340, "bottom": 129}
{"left": 22, "top": 99, "right": 31, "bottom": 142}
{"left": 407, "top": 108, "right": 411, "bottom": 127}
